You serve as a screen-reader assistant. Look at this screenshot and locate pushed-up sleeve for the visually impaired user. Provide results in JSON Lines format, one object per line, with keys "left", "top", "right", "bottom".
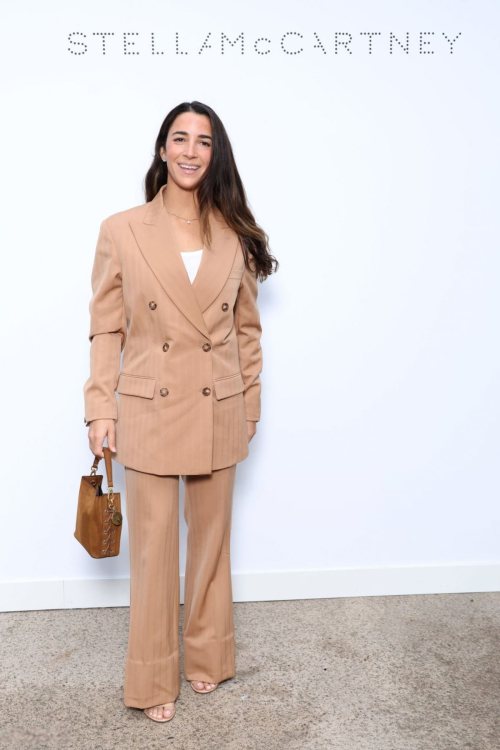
{"left": 234, "top": 258, "right": 263, "bottom": 422}
{"left": 83, "top": 219, "right": 127, "bottom": 426}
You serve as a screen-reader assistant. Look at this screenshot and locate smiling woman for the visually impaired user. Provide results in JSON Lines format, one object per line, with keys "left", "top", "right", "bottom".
{"left": 159, "top": 119, "right": 213, "bottom": 227}
{"left": 83, "top": 100, "right": 278, "bottom": 725}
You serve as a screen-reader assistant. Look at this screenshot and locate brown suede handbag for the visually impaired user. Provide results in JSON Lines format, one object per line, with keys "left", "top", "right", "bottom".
{"left": 74, "top": 446, "right": 123, "bottom": 558}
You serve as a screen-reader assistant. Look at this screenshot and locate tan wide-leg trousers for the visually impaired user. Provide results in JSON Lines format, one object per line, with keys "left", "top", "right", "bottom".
{"left": 123, "top": 463, "right": 237, "bottom": 709}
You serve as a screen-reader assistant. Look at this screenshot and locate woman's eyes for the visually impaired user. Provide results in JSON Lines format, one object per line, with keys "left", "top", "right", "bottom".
{"left": 173, "top": 137, "right": 211, "bottom": 147}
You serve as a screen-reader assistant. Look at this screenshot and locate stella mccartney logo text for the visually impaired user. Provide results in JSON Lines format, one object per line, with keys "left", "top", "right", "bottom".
{"left": 67, "top": 31, "right": 462, "bottom": 57}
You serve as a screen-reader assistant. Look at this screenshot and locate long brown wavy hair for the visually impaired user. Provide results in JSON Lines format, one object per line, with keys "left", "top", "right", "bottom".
{"left": 144, "top": 101, "right": 278, "bottom": 282}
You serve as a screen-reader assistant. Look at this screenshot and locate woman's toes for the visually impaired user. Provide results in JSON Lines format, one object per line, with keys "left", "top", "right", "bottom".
{"left": 145, "top": 702, "right": 175, "bottom": 720}
{"left": 191, "top": 680, "right": 218, "bottom": 691}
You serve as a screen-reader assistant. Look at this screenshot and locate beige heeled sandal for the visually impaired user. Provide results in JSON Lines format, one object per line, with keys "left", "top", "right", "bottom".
{"left": 143, "top": 702, "right": 176, "bottom": 722}
{"left": 190, "top": 681, "right": 218, "bottom": 694}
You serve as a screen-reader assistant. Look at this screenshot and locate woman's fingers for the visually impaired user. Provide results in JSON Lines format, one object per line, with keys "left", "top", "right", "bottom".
{"left": 90, "top": 435, "right": 104, "bottom": 458}
{"left": 88, "top": 419, "right": 115, "bottom": 458}
{"left": 107, "top": 422, "right": 116, "bottom": 453}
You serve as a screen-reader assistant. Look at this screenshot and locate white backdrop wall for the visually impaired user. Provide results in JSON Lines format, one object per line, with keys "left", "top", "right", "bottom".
{"left": 1, "top": 0, "right": 499, "bottom": 611}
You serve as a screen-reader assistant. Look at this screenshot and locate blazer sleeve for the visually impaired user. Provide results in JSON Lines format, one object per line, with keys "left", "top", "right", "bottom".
{"left": 83, "top": 219, "right": 127, "bottom": 426}
{"left": 234, "top": 257, "right": 263, "bottom": 422}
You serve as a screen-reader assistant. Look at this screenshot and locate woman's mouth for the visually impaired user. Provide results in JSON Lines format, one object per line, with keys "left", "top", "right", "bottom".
{"left": 178, "top": 164, "right": 200, "bottom": 175}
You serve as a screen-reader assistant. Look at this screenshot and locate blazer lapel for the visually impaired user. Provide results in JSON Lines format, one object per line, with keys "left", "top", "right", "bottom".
{"left": 129, "top": 183, "right": 239, "bottom": 340}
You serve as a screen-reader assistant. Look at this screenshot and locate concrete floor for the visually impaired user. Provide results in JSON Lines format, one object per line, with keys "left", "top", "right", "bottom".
{"left": 0, "top": 593, "right": 498, "bottom": 750}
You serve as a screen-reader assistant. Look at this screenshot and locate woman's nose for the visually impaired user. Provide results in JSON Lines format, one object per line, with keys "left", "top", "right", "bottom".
{"left": 183, "top": 143, "right": 198, "bottom": 158}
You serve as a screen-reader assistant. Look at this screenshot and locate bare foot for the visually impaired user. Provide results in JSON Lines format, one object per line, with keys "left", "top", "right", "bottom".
{"left": 144, "top": 702, "right": 176, "bottom": 721}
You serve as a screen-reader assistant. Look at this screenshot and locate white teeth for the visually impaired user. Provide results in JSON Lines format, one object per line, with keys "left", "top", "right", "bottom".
{"left": 179, "top": 164, "right": 199, "bottom": 170}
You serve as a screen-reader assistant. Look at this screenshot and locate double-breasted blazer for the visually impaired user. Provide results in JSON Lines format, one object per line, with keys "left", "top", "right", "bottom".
{"left": 83, "top": 182, "right": 263, "bottom": 475}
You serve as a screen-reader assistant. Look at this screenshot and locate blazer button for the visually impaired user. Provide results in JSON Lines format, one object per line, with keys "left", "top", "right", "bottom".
{"left": 149, "top": 301, "right": 157, "bottom": 310}
{"left": 221, "top": 302, "right": 229, "bottom": 311}
{"left": 160, "top": 387, "right": 169, "bottom": 396}
{"left": 202, "top": 387, "right": 211, "bottom": 396}
{"left": 202, "top": 343, "right": 211, "bottom": 351}
{"left": 162, "top": 343, "right": 169, "bottom": 352}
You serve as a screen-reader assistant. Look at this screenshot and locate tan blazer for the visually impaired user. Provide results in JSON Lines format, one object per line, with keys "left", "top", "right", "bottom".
{"left": 83, "top": 183, "right": 263, "bottom": 475}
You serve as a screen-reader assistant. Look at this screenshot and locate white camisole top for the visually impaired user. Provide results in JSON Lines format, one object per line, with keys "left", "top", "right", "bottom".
{"left": 180, "top": 248, "right": 203, "bottom": 284}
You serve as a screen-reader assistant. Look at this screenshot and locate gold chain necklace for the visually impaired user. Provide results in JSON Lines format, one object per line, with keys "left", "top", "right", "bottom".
{"left": 165, "top": 208, "right": 200, "bottom": 226}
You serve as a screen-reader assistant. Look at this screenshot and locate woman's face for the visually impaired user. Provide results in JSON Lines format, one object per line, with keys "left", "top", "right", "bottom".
{"left": 160, "top": 112, "right": 213, "bottom": 191}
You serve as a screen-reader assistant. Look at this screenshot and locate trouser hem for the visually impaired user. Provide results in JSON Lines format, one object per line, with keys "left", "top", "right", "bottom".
{"left": 124, "top": 690, "right": 179, "bottom": 709}
{"left": 182, "top": 632, "right": 235, "bottom": 684}
{"left": 184, "top": 671, "right": 236, "bottom": 684}
{"left": 124, "top": 652, "right": 180, "bottom": 708}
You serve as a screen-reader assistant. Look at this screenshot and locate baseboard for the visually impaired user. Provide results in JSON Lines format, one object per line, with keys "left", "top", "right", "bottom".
{"left": 1, "top": 563, "right": 499, "bottom": 612}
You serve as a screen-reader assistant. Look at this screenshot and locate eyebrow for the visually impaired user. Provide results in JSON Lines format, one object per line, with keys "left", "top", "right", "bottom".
{"left": 171, "top": 130, "right": 212, "bottom": 140}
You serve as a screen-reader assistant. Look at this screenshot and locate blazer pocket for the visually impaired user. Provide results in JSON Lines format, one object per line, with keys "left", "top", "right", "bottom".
{"left": 213, "top": 372, "right": 245, "bottom": 400}
{"left": 116, "top": 372, "right": 156, "bottom": 399}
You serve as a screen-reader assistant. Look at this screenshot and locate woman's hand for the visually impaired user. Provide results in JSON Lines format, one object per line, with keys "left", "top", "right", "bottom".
{"left": 88, "top": 418, "right": 116, "bottom": 458}
{"left": 246, "top": 420, "right": 257, "bottom": 443}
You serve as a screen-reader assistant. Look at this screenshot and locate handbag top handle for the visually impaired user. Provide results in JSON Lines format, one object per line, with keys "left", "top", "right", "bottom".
{"left": 90, "top": 446, "right": 114, "bottom": 490}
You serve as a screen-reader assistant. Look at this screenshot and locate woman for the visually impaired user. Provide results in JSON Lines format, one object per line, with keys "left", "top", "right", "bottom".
{"left": 83, "top": 101, "right": 278, "bottom": 723}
